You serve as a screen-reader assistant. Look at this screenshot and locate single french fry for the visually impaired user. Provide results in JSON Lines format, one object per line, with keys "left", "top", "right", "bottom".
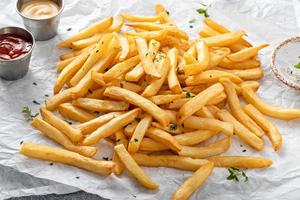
{"left": 58, "top": 17, "right": 113, "bottom": 48}
{"left": 20, "top": 143, "right": 114, "bottom": 175}
{"left": 185, "top": 70, "right": 242, "bottom": 86}
{"left": 200, "top": 30, "right": 246, "bottom": 47}
{"left": 102, "top": 55, "right": 140, "bottom": 82}
{"left": 71, "top": 40, "right": 119, "bottom": 98}
{"left": 217, "top": 109, "right": 264, "bottom": 151}
{"left": 203, "top": 18, "right": 252, "bottom": 47}
{"left": 113, "top": 130, "right": 128, "bottom": 175}
{"left": 172, "top": 162, "right": 214, "bottom": 200}
{"left": 148, "top": 94, "right": 182, "bottom": 105}
{"left": 114, "top": 144, "right": 159, "bottom": 189}
{"left": 146, "top": 127, "right": 182, "bottom": 152}
{"left": 58, "top": 103, "right": 97, "bottom": 123}
{"left": 116, "top": 34, "right": 130, "bottom": 61}
{"left": 71, "top": 34, "right": 103, "bottom": 50}
{"left": 70, "top": 34, "right": 114, "bottom": 86}
{"left": 126, "top": 22, "right": 188, "bottom": 40}
{"left": 45, "top": 88, "right": 73, "bottom": 111}
{"left": 218, "top": 58, "right": 260, "bottom": 69}
{"left": 220, "top": 78, "right": 264, "bottom": 137}
{"left": 243, "top": 104, "right": 282, "bottom": 151}
{"left": 76, "top": 112, "right": 123, "bottom": 135}
{"left": 174, "top": 130, "right": 219, "bottom": 146}
{"left": 56, "top": 57, "right": 76, "bottom": 73}
{"left": 128, "top": 114, "right": 152, "bottom": 153}
{"left": 82, "top": 109, "right": 140, "bottom": 145}
{"left": 31, "top": 118, "right": 97, "bottom": 157}
{"left": 135, "top": 37, "right": 161, "bottom": 78}
{"left": 139, "top": 138, "right": 169, "bottom": 152}
{"left": 222, "top": 68, "right": 264, "bottom": 80}
{"left": 178, "top": 83, "right": 224, "bottom": 123}
{"left": 241, "top": 84, "right": 300, "bottom": 120}
{"left": 122, "top": 13, "right": 161, "bottom": 22}
{"left": 126, "top": 29, "right": 168, "bottom": 41}
{"left": 125, "top": 63, "right": 144, "bottom": 82}
{"left": 208, "top": 156, "right": 272, "bottom": 168}
{"left": 132, "top": 153, "right": 210, "bottom": 171}
{"left": 104, "top": 16, "right": 124, "bottom": 33}
{"left": 183, "top": 116, "right": 233, "bottom": 137}
{"left": 40, "top": 108, "right": 83, "bottom": 143}
{"left": 104, "top": 86, "right": 170, "bottom": 126}
{"left": 72, "top": 98, "right": 129, "bottom": 112}
{"left": 178, "top": 137, "right": 231, "bottom": 158}
{"left": 227, "top": 43, "right": 269, "bottom": 62}
{"left": 54, "top": 51, "right": 90, "bottom": 94}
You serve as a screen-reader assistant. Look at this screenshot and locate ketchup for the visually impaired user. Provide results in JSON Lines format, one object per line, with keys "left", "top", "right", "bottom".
{"left": 0, "top": 34, "right": 32, "bottom": 60}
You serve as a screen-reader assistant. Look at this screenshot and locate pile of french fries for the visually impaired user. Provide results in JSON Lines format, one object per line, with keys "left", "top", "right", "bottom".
{"left": 19, "top": 3, "right": 300, "bottom": 200}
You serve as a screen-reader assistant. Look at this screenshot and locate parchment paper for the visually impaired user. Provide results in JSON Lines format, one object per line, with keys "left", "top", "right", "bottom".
{"left": 1, "top": 0, "right": 300, "bottom": 199}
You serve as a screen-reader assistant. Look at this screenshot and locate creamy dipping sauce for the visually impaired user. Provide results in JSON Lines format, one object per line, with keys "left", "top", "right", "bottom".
{"left": 20, "top": 0, "right": 60, "bottom": 19}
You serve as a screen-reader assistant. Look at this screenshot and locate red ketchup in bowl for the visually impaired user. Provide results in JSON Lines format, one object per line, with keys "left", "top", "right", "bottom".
{"left": 0, "top": 33, "right": 32, "bottom": 60}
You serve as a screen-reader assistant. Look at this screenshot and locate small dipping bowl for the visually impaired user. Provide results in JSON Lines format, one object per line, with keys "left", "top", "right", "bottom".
{"left": 16, "top": 0, "right": 64, "bottom": 41}
{"left": 0, "top": 27, "right": 35, "bottom": 80}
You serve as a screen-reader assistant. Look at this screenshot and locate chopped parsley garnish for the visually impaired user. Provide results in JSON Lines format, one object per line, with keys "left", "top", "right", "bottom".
{"left": 196, "top": 8, "right": 209, "bottom": 18}
{"left": 22, "top": 106, "right": 39, "bottom": 121}
{"left": 49, "top": 162, "right": 54, "bottom": 166}
{"left": 76, "top": 176, "right": 80, "bottom": 179}
{"left": 20, "top": 141, "right": 23, "bottom": 145}
{"left": 120, "top": 83, "right": 124, "bottom": 88}
{"left": 294, "top": 63, "right": 300, "bottom": 69}
{"left": 44, "top": 94, "right": 49, "bottom": 97}
{"left": 227, "top": 167, "right": 248, "bottom": 182}
{"left": 189, "top": 25, "right": 193, "bottom": 28}
{"left": 102, "top": 157, "right": 109, "bottom": 161}
{"left": 166, "top": 10, "right": 170, "bottom": 15}
{"left": 32, "top": 100, "right": 40, "bottom": 105}
{"left": 96, "top": 50, "right": 99, "bottom": 53}
{"left": 33, "top": 82, "right": 37, "bottom": 86}
{"left": 134, "top": 138, "right": 139, "bottom": 142}
{"left": 186, "top": 92, "right": 194, "bottom": 98}
{"left": 135, "top": 117, "right": 141, "bottom": 122}
{"left": 169, "top": 124, "right": 177, "bottom": 131}
{"left": 67, "top": 28, "right": 72, "bottom": 31}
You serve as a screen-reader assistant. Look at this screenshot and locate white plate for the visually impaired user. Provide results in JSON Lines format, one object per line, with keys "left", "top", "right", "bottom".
{"left": 271, "top": 36, "right": 300, "bottom": 91}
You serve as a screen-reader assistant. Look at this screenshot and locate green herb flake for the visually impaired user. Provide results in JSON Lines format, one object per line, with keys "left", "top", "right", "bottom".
{"left": 67, "top": 28, "right": 72, "bottom": 31}
{"left": 196, "top": 8, "right": 209, "bottom": 18}
{"left": 120, "top": 83, "right": 124, "bottom": 88}
{"left": 134, "top": 138, "right": 139, "bottom": 142}
{"left": 294, "top": 63, "right": 300, "bottom": 69}
{"left": 169, "top": 124, "right": 177, "bottom": 131}
{"left": 186, "top": 92, "right": 194, "bottom": 98}
{"left": 32, "top": 100, "right": 40, "bottom": 105}
{"left": 227, "top": 167, "right": 248, "bottom": 182}
{"left": 20, "top": 141, "right": 23, "bottom": 145}
{"left": 64, "top": 120, "right": 72, "bottom": 125}
{"left": 22, "top": 106, "right": 39, "bottom": 121}
{"left": 189, "top": 25, "right": 193, "bottom": 28}
{"left": 102, "top": 157, "right": 109, "bottom": 161}
{"left": 166, "top": 10, "right": 170, "bottom": 15}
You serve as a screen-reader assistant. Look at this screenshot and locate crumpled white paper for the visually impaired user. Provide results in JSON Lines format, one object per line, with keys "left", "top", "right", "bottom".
{"left": 1, "top": 0, "right": 300, "bottom": 199}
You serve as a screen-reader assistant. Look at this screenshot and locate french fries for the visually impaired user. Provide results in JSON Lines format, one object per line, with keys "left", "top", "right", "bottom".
{"left": 208, "top": 156, "right": 272, "bottom": 168}
{"left": 31, "top": 118, "right": 97, "bottom": 157}
{"left": 114, "top": 144, "right": 159, "bottom": 189}
{"left": 82, "top": 108, "right": 140, "bottom": 145}
{"left": 22, "top": 4, "right": 286, "bottom": 199}
{"left": 183, "top": 116, "right": 233, "bottom": 136}
{"left": 20, "top": 143, "right": 114, "bottom": 175}
{"left": 132, "top": 153, "right": 210, "bottom": 171}
{"left": 172, "top": 162, "right": 214, "bottom": 200}
{"left": 104, "top": 86, "right": 170, "bottom": 126}
{"left": 40, "top": 108, "right": 83, "bottom": 143}
{"left": 242, "top": 84, "right": 300, "bottom": 120}
{"left": 58, "top": 17, "right": 113, "bottom": 48}
{"left": 178, "top": 137, "right": 231, "bottom": 158}
{"left": 243, "top": 104, "right": 282, "bottom": 151}
{"left": 217, "top": 109, "right": 264, "bottom": 151}
{"left": 178, "top": 83, "right": 224, "bottom": 123}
